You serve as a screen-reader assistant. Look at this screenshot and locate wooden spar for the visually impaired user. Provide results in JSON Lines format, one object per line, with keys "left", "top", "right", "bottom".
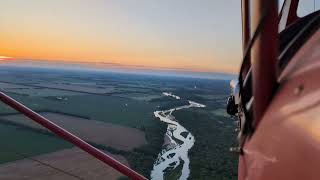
{"left": 241, "top": 0, "right": 251, "bottom": 78}
{"left": 251, "top": 0, "right": 278, "bottom": 126}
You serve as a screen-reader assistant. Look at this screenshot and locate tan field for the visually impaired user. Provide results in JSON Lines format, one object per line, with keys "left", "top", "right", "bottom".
{"left": 0, "top": 148, "right": 129, "bottom": 180}
{"left": 0, "top": 112, "right": 147, "bottom": 151}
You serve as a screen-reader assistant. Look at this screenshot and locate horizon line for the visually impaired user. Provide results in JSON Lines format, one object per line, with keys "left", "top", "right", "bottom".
{"left": 1, "top": 57, "right": 238, "bottom": 75}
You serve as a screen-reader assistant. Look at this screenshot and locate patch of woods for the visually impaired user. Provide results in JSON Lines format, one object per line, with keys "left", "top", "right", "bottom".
{"left": 163, "top": 158, "right": 184, "bottom": 180}
{"left": 173, "top": 108, "right": 238, "bottom": 180}
{"left": 126, "top": 120, "right": 167, "bottom": 178}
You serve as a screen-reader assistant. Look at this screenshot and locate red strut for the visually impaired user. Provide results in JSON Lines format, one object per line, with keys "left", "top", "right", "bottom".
{"left": 0, "top": 92, "right": 148, "bottom": 180}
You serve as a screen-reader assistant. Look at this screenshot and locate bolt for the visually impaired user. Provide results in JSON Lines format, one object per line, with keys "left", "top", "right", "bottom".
{"left": 294, "top": 85, "right": 304, "bottom": 95}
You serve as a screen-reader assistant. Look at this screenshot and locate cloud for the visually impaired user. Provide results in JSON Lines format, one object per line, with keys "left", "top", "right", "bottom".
{"left": 0, "top": 56, "right": 13, "bottom": 60}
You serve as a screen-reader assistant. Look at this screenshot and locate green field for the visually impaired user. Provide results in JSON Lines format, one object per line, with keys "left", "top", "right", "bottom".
{"left": 0, "top": 123, "right": 72, "bottom": 163}
{"left": 0, "top": 93, "right": 160, "bottom": 128}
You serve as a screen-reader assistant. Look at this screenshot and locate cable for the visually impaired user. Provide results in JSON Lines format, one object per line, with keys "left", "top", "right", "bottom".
{"left": 0, "top": 146, "right": 85, "bottom": 180}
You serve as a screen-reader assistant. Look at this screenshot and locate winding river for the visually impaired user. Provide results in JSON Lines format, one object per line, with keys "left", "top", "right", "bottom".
{"left": 151, "top": 92, "right": 206, "bottom": 180}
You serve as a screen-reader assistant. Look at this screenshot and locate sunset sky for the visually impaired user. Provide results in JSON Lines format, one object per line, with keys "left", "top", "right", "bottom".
{"left": 0, "top": 0, "right": 318, "bottom": 73}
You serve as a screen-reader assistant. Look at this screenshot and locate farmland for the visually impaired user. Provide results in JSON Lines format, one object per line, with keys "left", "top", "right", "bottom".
{"left": 0, "top": 66, "right": 237, "bottom": 179}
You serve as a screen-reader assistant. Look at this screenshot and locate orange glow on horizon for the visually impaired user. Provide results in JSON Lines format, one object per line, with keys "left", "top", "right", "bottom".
{"left": 7, "top": 57, "right": 237, "bottom": 74}
{"left": 0, "top": 31, "right": 238, "bottom": 73}
{"left": 0, "top": 56, "right": 13, "bottom": 60}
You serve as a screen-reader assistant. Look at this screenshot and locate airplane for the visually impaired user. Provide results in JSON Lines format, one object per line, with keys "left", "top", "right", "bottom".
{"left": 0, "top": 0, "right": 319, "bottom": 179}
{"left": 227, "top": 0, "right": 320, "bottom": 179}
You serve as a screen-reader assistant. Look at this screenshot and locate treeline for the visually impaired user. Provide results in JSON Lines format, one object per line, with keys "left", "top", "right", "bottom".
{"left": 173, "top": 108, "right": 238, "bottom": 180}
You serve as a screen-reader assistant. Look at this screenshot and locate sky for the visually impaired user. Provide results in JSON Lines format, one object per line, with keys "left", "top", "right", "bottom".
{"left": 0, "top": 0, "right": 319, "bottom": 74}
